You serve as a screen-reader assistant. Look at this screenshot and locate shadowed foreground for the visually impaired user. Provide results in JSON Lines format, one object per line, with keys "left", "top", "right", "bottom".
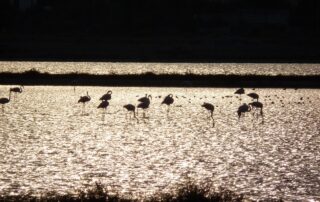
{"left": 0, "top": 69, "right": 319, "bottom": 88}
{"left": 0, "top": 182, "right": 281, "bottom": 202}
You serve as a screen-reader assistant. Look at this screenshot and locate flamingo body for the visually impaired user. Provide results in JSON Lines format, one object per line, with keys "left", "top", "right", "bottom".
{"left": 237, "top": 103, "right": 251, "bottom": 119}
{"left": 162, "top": 94, "right": 174, "bottom": 106}
{"left": 78, "top": 92, "right": 91, "bottom": 104}
{"left": 124, "top": 104, "right": 135, "bottom": 112}
{"left": 202, "top": 102, "right": 214, "bottom": 117}
{"left": 247, "top": 93, "right": 259, "bottom": 101}
{"left": 10, "top": 86, "right": 23, "bottom": 93}
{"left": 249, "top": 101, "right": 263, "bottom": 116}
{"left": 0, "top": 91, "right": 11, "bottom": 111}
{"left": 100, "top": 90, "right": 112, "bottom": 101}
{"left": 97, "top": 100, "right": 109, "bottom": 109}
{"left": 235, "top": 88, "right": 245, "bottom": 95}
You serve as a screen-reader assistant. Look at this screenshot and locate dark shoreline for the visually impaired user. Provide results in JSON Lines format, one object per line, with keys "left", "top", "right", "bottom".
{"left": 0, "top": 70, "right": 320, "bottom": 88}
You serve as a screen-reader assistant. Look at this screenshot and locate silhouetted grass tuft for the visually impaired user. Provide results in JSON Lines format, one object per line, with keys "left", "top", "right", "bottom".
{"left": 0, "top": 182, "right": 285, "bottom": 202}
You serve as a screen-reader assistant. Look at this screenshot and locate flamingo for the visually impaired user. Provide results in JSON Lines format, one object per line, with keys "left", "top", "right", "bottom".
{"left": 124, "top": 104, "right": 138, "bottom": 121}
{"left": 247, "top": 93, "right": 259, "bottom": 101}
{"left": 78, "top": 91, "right": 91, "bottom": 104}
{"left": 97, "top": 100, "right": 109, "bottom": 111}
{"left": 161, "top": 94, "right": 174, "bottom": 112}
{"left": 137, "top": 97, "right": 151, "bottom": 118}
{"left": 0, "top": 91, "right": 11, "bottom": 112}
{"left": 138, "top": 94, "right": 152, "bottom": 103}
{"left": 235, "top": 88, "right": 245, "bottom": 100}
{"left": 237, "top": 103, "right": 251, "bottom": 120}
{"left": 100, "top": 90, "right": 112, "bottom": 101}
{"left": 10, "top": 85, "right": 24, "bottom": 94}
{"left": 201, "top": 102, "right": 215, "bottom": 127}
{"left": 249, "top": 101, "right": 264, "bottom": 117}
{"left": 78, "top": 92, "right": 91, "bottom": 113}
{"left": 201, "top": 102, "right": 214, "bottom": 118}
{"left": 124, "top": 104, "right": 136, "bottom": 116}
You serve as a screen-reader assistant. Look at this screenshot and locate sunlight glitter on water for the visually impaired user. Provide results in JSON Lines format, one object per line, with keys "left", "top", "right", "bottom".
{"left": 0, "top": 85, "right": 319, "bottom": 201}
{"left": 1, "top": 61, "right": 320, "bottom": 75}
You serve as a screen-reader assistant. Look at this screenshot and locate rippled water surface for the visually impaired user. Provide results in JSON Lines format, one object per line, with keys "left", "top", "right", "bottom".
{"left": 1, "top": 61, "right": 320, "bottom": 75}
{"left": 0, "top": 86, "right": 319, "bottom": 201}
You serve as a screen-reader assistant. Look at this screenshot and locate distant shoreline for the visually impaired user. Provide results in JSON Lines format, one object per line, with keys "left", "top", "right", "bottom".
{"left": 0, "top": 70, "right": 319, "bottom": 88}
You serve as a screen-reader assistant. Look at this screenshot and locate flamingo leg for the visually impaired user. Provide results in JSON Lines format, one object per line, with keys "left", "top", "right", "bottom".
{"left": 133, "top": 112, "right": 139, "bottom": 123}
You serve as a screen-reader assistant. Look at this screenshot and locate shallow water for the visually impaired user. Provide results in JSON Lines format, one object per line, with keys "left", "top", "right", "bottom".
{"left": 1, "top": 61, "right": 320, "bottom": 76}
{"left": 0, "top": 86, "right": 319, "bottom": 201}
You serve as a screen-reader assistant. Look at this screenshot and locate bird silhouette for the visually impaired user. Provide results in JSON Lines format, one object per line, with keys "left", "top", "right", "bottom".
{"left": 0, "top": 91, "right": 11, "bottom": 112}
{"left": 10, "top": 85, "right": 23, "bottom": 94}
{"left": 201, "top": 102, "right": 214, "bottom": 118}
{"left": 78, "top": 91, "right": 91, "bottom": 104}
{"left": 124, "top": 104, "right": 138, "bottom": 121}
{"left": 237, "top": 103, "right": 251, "bottom": 120}
{"left": 161, "top": 94, "right": 174, "bottom": 112}
{"left": 138, "top": 94, "right": 152, "bottom": 103}
{"left": 137, "top": 94, "right": 151, "bottom": 118}
{"left": 249, "top": 101, "right": 264, "bottom": 117}
{"left": 247, "top": 93, "right": 259, "bottom": 101}
{"left": 235, "top": 88, "right": 245, "bottom": 99}
{"left": 100, "top": 90, "right": 112, "bottom": 101}
{"left": 97, "top": 100, "right": 109, "bottom": 111}
{"left": 201, "top": 102, "right": 215, "bottom": 127}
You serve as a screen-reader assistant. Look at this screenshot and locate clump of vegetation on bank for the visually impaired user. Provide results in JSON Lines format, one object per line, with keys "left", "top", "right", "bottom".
{"left": 0, "top": 182, "right": 258, "bottom": 202}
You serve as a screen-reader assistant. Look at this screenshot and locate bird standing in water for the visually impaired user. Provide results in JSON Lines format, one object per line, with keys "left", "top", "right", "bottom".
{"left": 78, "top": 91, "right": 91, "bottom": 113}
{"left": 0, "top": 90, "right": 11, "bottom": 112}
{"left": 98, "top": 100, "right": 109, "bottom": 112}
{"left": 249, "top": 101, "right": 264, "bottom": 123}
{"left": 247, "top": 92, "right": 259, "bottom": 101}
{"left": 237, "top": 103, "right": 251, "bottom": 120}
{"left": 10, "top": 85, "right": 23, "bottom": 94}
{"left": 100, "top": 90, "right": 112, "bottom": 101}
{"left": 235, "top": 88, "right": 245, "bottom": 101}
{"left": 137, "top": 94, "right": 152, "bottom": 118}
{"left": 124, "top": 104, "right": 139, "bottom": 122}
{"left": 161, "top": 94, "right": 174, "bottom": 112}
{"left": 201, "top": 102, "right": 215, "bottom": 127}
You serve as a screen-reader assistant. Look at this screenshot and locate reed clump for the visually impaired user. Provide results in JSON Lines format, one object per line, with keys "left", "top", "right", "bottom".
{"left": 0, "top": 182, "right": 260, "bottom": 202}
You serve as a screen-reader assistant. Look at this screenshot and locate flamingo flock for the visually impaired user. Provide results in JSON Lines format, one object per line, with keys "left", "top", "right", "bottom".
{"left": 74, "top": 87, "right": 266, "bottom": 125}
{"left": 3, "top": 85, "right": 310, "bottom": 126}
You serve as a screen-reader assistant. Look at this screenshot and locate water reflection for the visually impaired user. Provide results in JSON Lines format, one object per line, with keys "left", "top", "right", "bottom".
{"left": 0, "top": 85, "right": 319, "bottom": 201}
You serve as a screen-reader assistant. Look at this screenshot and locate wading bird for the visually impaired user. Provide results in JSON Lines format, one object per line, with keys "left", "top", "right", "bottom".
{"left": 97, "top": 100, "right": 109, "bottom": 112}
{"left": 0, "top": 91, "right": 11, "bottom": 112}
{"left": 138, "top": 94, "right": 152, "bottom": 103}
{"left": 100, "top": 90, "right": 112, "bottom": 101}
{"left": 124, "top": 104, "right": 136, "bottom": 117}
{"left": 10, "top": 85, "right": 24, "bottom": 94}
{"left": 78, "top": 92, "right": 91, "bottom": 113}
{"left": 201, "top": 102, "right": 214, "bottom": 118}
{"left": 235, "top": 88, "right": 245, "bottom": 99}
{"left": 247, "top": 93, "right": 259, "bottom": 101}
{"left": 201, "top": 102, "right": 215, "bottom": 127}
{"left": 161, "top": 94, "right": 174, "bottom": 112}
{"left": 124, "top": 104, "right": 138, "bottom": 122}
{"left": 137, "top": 95, "right": 152, "bottom": 118}
{"left": 237, "top": 103, "right": 251, "bottom": 120}
{"left": 249, "top": 101, "right": 264, "bottom": 117}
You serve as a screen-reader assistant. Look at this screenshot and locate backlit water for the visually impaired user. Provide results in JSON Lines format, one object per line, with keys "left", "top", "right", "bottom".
{"left": 0, "top": 85, "right": 319, "bottom": 201}
{"left": 1, "top": 61, "right": 320, "bottom": 75}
